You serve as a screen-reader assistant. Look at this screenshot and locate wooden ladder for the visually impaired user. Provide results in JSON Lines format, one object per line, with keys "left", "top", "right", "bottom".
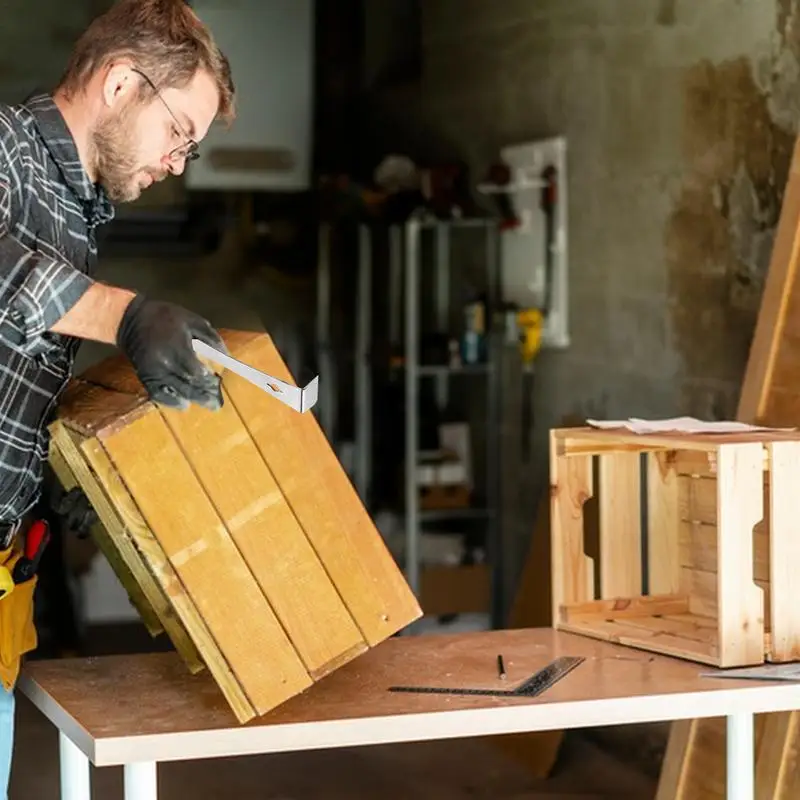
{"left": 656, "top": 135, "right": 800, "bottom": 798}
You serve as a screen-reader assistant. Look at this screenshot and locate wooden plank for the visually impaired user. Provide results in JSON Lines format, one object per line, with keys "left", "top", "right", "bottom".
{"left": 559, "top": 616, "right": 718, "bottom": 663}
{"left": 57, "top": 379, "right": 147, "bottom": 437}
{"left": 218, "top": 332, "right": 422, "bottom": 645}
{"left": 78, "top": 431, "right": 255, "bottom": 723}
{"left": 550, "top": 433, "right": 594, "bottom": 626}
{"left": 598, "top": 452, "right": 642, "bottom": 596}
{"left": 160, "top": 385, "right": 367, "bottom": 678}
{"left": 657, "top": 135, "right": 800, "bottom": 800}
{"left": 678, "top": 474, "right": 770, "bottom": 532}
{"left": 766, "top": 442, "right": 800, "bottom": 661}
{"left": 559, "top": 594, "right": 689, "bottom": 623}
{"left": 49, "top": 421, "right": 206, "bottom": 672}
{"left": 715, "top": 443, "right": 766, "bottom": 667}
{"left": 95, "top": 405, "right": 312, "bottom": 715}
{"left": 47, "top": 431, "right": 164, "bottom": 639}
{"left": 678, "top": 521, "right": 770, "bottom": 583}
{"left": 730, "top": 135, "right": 800, "bottom": 424}
{"left": 647, "top": 451, "right": 680, "bottom": 594}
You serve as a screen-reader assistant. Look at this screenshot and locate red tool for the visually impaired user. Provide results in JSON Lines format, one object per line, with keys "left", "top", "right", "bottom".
{"left": 11, "top": 520, "right": 50, "bottom": 585}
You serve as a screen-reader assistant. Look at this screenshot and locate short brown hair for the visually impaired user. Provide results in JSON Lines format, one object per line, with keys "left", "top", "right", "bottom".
{"left": 57, "top": 0, "right": 235, "bottom": 124}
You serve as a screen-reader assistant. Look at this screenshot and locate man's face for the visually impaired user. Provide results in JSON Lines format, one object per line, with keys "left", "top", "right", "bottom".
{"left": 92, "top": 67, "right": 219, "bottom": 203}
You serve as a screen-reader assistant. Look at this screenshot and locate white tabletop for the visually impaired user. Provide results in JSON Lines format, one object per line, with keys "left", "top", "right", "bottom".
{"left": 18, "top": 628, "right": 800, "bottom": 767}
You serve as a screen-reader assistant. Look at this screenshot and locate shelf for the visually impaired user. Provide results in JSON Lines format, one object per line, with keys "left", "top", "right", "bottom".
{"left": 420, "top": 507, "right": 494, "bottom": 522}
{"left": 388, "top": 363, "right": 493, "bottom": 376}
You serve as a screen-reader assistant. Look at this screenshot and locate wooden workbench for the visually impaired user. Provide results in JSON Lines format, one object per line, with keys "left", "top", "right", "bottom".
{"left": 18, "top": 628, "right": 798, "bottom": 800}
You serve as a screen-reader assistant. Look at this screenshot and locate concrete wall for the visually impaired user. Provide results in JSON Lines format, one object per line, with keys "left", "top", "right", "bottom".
{"left": 371, "top": 0, "right": 800, "bottom": 603}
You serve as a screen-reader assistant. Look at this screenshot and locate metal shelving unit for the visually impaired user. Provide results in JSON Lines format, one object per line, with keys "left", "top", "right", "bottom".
{"left": 354, "top": 217, "right": 504, "bottom": 630}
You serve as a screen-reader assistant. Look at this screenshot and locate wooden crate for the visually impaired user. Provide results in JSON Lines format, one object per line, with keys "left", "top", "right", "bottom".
{"left": 49, "top": 329, "right": 422, "bottom": 723}
{"left": 549, "top": 425, "right": 800, "bottom": 668}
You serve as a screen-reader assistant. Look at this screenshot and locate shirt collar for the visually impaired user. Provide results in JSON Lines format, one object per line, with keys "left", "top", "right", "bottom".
{"left": 23, "top": 92, "right": 114, "bottom": 226}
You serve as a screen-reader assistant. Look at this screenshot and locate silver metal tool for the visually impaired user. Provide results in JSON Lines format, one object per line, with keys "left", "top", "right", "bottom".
{"left": 701, "top": 664, "right": 800, "bottom": 682}
{"left": 192, "top": 339, "right": 319, "bottom": 413}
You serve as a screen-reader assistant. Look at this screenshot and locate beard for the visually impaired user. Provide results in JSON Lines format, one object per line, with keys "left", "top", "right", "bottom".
{"left": 91, "top": 101, "right": 160, "bottom": 203}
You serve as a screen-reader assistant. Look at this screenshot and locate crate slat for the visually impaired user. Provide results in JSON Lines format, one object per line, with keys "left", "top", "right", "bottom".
{"left": 48, "top": 329, "right": 422, "bottom": 724}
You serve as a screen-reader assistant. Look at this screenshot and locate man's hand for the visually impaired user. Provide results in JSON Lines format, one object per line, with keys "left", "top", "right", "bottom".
{"left": 54, "top": 487, "right": 97, "bottom": 539}
{"left": 116, "top": 294, "right": 227, "bottom": 411}
{"left": 39, "top": 464, "right": 97, "bottom": 539}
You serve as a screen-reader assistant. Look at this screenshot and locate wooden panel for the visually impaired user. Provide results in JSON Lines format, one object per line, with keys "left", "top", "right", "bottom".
{"left": 160, "top": 386, "right": 367, "bottom": 677}
{"left": 715, "top": 443, "right": 766, "bottom": 667}
{"left": 50, "top": 328, "right": 421, "bottom": 725}
{"left": 96, "top": 405, "right": 312, "bottom": 714}
{"left": 677, "top": 474, "right": 770, "bottom": 533}
{"left": 47, "top": 430, "right": 164, "bottom": 640}
{"left": 766, "top": 442, "right": 800, "bottom": 662}
{"left": 78, "top": 432, "right": 255, "bottom": 722}
{"left": 679, "top": 521, "right": 769, "bottom": 584}
{"left": 647, "top": 452, "right": 680, "bottom": 594}
{"left": 657, "top": 136, "right": 800, "bottom": 800}
{"left": 219, "top": 333, "right": 421, "bottom": 645}
{"left": 738, "top": 134, "right": 800, "bottom": 425}
{"left": 598, "top": 453, "right": 641, "bottom": 597}
{"left": 550, "top": 442, "right": 594, "bottom": 625}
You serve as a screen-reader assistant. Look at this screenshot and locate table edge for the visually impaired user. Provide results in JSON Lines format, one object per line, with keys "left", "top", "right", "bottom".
{"left": 18, "top": 674, "right": 95, "bottom": 762}
{"left": 21, "top": 680, "right": 800, "bottom": 767}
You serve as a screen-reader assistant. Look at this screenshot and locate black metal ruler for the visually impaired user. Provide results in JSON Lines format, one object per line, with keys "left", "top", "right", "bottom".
{"left": 387, "top": 655, "right": 585, "bottom": 697}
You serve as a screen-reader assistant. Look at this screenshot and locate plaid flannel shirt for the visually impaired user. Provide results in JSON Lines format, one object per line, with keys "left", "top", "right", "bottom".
{"left": 0, "top": 92, "right": 114, "bottom": 539}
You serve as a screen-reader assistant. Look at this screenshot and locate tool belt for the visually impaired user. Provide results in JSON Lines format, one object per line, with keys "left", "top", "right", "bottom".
{"left": 0, "top": 518, "right": 49, "bottom": 691}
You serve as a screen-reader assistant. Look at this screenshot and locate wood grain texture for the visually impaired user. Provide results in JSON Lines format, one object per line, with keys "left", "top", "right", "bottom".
{"left": 160, "top": 385, "right": 367, "bottom": 676}
{"left": 647, "top": 451, "right": 680, "bottom": 595}
{"left": 598, "top": 452, "right": 641, "bottom": 597}
{"left": 19, "top": 628, "right": 800, "bottom": 768}
{"left": 51, "top": 328, "right": 420, "bottom": 725}
{"left": 738, "top": 135, "right": 800, "bottom": 425}
{"left": 657, "top": 136, "right": 800, "bottom": 800}
{"left": 550, "top": 436, "right": 594, "bottom": 626}
{"left": 766, "top": 442, "right": 800, "bottom": 662}
{"left": 47, "top": 430, "right": 164, "bottom": 639}
{"left": 96, "top": 406, "right": 313, "bottom": 714}
{"left": 78, "top": 432, "right": 255, "bottom": 722}
{"left": 220, "top": 333, "right": 422, "bottom": 645}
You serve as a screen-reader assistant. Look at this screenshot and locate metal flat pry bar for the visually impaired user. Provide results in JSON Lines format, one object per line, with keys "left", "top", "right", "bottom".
{"left": 192, "top": 339, "right": 319, "bottom": 413}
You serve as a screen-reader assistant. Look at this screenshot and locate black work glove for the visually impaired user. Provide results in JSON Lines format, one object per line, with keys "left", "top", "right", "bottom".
{"left": 116, "top": 294, "right": 227, "bottom": 411}
{"left": 39, "top": 464, "right": 98, "bottom": 539}
{"left": 54, "top": 486, "right": 98, "bottom": 539}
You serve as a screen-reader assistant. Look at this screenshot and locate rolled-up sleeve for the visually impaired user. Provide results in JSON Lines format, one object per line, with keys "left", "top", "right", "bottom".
{"left": 0, "top": 118, "right": 94, "bottom": 357}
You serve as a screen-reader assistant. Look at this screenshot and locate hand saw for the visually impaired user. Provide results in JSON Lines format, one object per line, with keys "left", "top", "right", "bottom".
{"left": 192, "top": 339, "right": 319, "bottom": 413}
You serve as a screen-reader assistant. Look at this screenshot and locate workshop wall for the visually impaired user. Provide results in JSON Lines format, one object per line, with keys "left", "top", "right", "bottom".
{"left": 369, "top": 0, "right": 800, "bottom": 603}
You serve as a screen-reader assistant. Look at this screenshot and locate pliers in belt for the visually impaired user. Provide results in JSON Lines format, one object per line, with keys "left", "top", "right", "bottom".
{"left": 0, "top": 520, "right": 51, "bottom": 599}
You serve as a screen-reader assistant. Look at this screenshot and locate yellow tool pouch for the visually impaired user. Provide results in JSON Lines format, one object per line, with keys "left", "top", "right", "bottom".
{"left": 0, "top": 544, "right": 38, "bottom": 691}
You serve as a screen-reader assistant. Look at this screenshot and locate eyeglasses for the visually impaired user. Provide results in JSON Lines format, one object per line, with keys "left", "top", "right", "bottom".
{"left": 130, "top": 67, "right": 199, "bottom": 163}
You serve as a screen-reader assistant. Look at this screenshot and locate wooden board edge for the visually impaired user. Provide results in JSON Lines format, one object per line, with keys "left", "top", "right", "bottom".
{"left": 48, "top": 427, "right": 164, "bottom": 639}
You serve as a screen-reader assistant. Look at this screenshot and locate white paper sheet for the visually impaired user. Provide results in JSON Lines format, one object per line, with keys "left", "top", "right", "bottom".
{"left": 585, "top": 416, "right": 796, "bottom": 435}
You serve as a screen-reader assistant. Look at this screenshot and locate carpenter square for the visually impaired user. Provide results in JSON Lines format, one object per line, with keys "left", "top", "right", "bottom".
{"left": 387, "top": 656, "right": 585, "bottom": 697}
{"left": 192, "top": 339, "right": 319, "bottom": 413}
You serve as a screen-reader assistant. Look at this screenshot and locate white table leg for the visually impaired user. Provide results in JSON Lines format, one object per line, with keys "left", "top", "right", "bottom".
{"left": 59, "top": 732, "right": 90, "bottom": 800}
{"left": 124, "top": 761, "right": 158, "bottom": 800}
{"left": 727, "top": 712, "right": 754, "bottom": 800}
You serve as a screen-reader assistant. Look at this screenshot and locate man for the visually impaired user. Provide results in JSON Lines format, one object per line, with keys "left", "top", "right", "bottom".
{"left": 0, "top": 0, "right": 235, "bottom": 791}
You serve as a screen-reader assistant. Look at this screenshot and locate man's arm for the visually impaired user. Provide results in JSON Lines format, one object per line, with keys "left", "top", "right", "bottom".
{"left": 0, "top": 115, "right": 226, "bottom": 411}
{"left": 49, "top": 282, "right": 136, "bottom": 343}
{"left": 0, "top": 113, "right": 131, "bottom": 354}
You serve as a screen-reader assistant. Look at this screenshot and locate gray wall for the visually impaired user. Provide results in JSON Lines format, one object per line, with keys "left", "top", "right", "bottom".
{"left": 369, "top": 0, "right": 800, "bottom": 601}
